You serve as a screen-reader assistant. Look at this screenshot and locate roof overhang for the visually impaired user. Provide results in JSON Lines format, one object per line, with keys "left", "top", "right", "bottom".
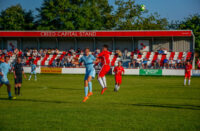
{"left": 0, "top": 30, "right": 192, "bottom": 37}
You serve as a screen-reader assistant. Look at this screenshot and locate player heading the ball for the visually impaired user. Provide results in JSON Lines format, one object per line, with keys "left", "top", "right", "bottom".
{"left": 73, "top": 48, "right": 96, "bottom": 102}
{"left": 94, "top": 45, "right": 112, "bottom": 95}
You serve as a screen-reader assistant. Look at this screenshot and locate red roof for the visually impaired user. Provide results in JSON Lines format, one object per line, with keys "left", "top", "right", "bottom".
{"left": 0, "top": 30, "right": 192, "bottom": 37}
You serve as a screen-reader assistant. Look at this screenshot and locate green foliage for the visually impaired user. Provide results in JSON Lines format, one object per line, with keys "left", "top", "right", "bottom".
{"left": 36, "top": 0, "right": 114, "bottom": 30}
{"left": 0, "top": 4, "right": 34, "bottom": 30}
{"left": 114, "top": 0, "right": 168, "bottom": 30}
{"left": 0, "top": 0, "right": 169, "bottom": 30}
{"left": 170, "top": 14, "right": 200, "bottom": 53}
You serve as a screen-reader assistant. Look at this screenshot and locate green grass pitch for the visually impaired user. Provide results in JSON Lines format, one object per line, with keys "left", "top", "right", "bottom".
{"left": 0, "top": 74, "right": 200, "bottom": 131}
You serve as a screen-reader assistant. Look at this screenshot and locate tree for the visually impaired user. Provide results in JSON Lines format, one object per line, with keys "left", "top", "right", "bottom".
{"left": 0, "top": 4, "right": 34, "bottom": 30}
{"left": 36, "top": 0, "right": 114, "bottom": 30}
{"left": 169, "top": 14, "right": 200, "bottom": 53}
{"left": 114, "top": 0, "right": 168, "bottom": 30}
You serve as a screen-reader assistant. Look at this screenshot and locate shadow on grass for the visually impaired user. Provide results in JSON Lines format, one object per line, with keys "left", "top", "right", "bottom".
{"left": 0, "top": 98, "right": 74, "bottom": 104}
{"left": 113, "top": 103, "right": 200, "bottom": 110}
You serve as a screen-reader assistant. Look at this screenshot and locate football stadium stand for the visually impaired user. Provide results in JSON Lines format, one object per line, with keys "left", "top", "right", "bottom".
{"left": 0, "top": 30, "right": 195, "bottom": 69}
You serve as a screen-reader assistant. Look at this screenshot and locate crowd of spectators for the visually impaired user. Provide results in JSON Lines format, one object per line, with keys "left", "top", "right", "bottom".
{"left": 128, "top": 48, "right": 193, "bottom": 69}
{"left": 0, "top": 48, "right": 195, "bottom": 69}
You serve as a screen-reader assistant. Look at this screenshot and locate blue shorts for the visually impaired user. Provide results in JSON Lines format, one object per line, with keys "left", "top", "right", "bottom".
{"left": 84, "top": 69, "right": 96, "bottom": 80}
{"left": 164, "top": 60, "right": 168, "bottom": 64}
{"left": 31, "top": 71, "right": 36, "bottom": 74}
{"left": 143, "top": 61, "right": 147, "bottom": 64}
{"left": 0, "top": 80, "right": 10, "bottom": 85}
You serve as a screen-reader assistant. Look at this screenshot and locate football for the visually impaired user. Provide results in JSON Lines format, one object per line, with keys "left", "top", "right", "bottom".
{"left": 140, "top": 4, "right": 146, "bottom": 11}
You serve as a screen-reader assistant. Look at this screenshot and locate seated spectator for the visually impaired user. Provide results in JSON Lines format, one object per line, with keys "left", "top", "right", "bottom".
{"left": 32, "top": 50, "right": 38, "bottom": 57}
{"left": 163, "top": 48, "right": 168, "bottom": 55}
{"left": 158, "top": 48, "right": 164, "bottom": 54}
{"left": 128, "top": 55, "right": 137, "bottom": 68}
{"left": 3, "top": 49, "right": 7, "bottom": 55}
{"left": 26, "top": 50, "right": 31, "bottom": 57}
{"left": 55, "top": 49, "right": 59, "bottom": 55}
{"left": 169, "top": 58, "right": 174, "bottom": 68}
{"left": 69, "top": 48, "right": 75, "bottom": 53}
{"left": 142, "top": 58, "right": 148, "bottom": 69}
{"left": 163, "top": 58, "right": 169, "bottom": 68}
{"left": 134, "top": 48, "right": 141, "bottom": 55}
{"left": 66, "top": 55, "right": 73, "bottom": 67}
{"left": 47, "top": 49, "right": 51, "bottom": 54}
{"left": 154, "top": 59, "right": 160, "bottom": 69}
{"left": 76, "top": 48, "right": 81, "bottom": 55}
{"left": 56, "top": 59, "right": 62, "bottom": 67}
{"left": 180, "top": 57, "right": 185, "bottom": 68}
{"left": 137, "top": 58, "right": 142, "bottom": 68}
{"left": 175, "top": 59, "right": 181, "bottom": 69}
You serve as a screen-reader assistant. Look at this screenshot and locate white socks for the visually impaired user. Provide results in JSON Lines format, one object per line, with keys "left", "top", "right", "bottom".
{"left": 35, "top": 74, "right": 37, "bottom": 80}
{"left": 184, "top": 79, "right": 191, "bottom": 86}
{"left": 184, "top": 79, "right": 186, "bottom": 86}
{"left": 29, "top": 74, "right": 37, "bottom": 80}
{"left": 98, "top": 77, "right": 105, "bottom": 88}
{"left": 29, "top": 75, "right": 32, "bottom": 80}
{"left": 114, "top": 84, "right": 120, "bottom": 91}
{"left": 102, "top": 77, "right": 107, "bottom": 87}
{"left": 98, "top": 77, "right": 107, "bottom": 89}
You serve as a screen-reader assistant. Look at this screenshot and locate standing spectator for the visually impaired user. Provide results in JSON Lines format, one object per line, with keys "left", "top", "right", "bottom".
{"left": 197, "top": 58, "right": 200, "bottom": 69}
{"left": 123, "top": 48, "right": 128, "bottom": 59}
{"left": 22, "top": 56, "right": 27, "bottom": 66}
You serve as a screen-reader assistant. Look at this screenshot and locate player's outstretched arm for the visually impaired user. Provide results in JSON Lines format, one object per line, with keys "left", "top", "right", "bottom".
{"left": 93, "top": 58, "right": 100, "bottom": 64}
{"left": 72, "top": 58, "right": 80, "bottom": 65}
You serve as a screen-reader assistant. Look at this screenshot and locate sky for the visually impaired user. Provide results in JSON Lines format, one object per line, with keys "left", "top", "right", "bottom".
{"left": 0, "top": 0, "right": 199, "bottom": 22}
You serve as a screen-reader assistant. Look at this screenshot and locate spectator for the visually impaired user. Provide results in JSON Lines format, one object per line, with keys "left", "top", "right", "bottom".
{"left": 142, "top": 58, "right": 148, "bottom": 69}
{"left": 197, "top": 58, "right": 200, "bottom": 69}
{"left": 169, "top": 58, "right": 174, "bottom": 68}
{"left": 154, "top": 59, "right": 160, "bottom": 69}
{"left": 123, "top": 48, "right": 128, "bottom": 59}
{"left": 163, "top": 58, "right": 169, "bottom": 68}
{"left": 158, "top": 48, "right": 164, "bottom": 54}
{"left": 128, "top": 55, "right": 136, "bottom": 68}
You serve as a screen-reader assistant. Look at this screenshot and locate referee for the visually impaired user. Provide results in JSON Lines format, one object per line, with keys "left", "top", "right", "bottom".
{"left": 13, "top": 57, "right": 26, "bottom": 96}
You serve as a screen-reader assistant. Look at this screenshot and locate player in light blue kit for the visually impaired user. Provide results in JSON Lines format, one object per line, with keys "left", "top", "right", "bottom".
{"left": 73, "top": 48, "right": 96, "bottom": 102}
{"left": 0, "top": 56, "right": 16, "bottom": 99}
{"left": 28, "top": 62, "right": 37, "bottom": 81}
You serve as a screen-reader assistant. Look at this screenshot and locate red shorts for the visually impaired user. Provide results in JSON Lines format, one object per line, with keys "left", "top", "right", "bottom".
{"left": 115, "top": 75, "right": 122, "bottom": 84}
{"left": 185, "top": 72, "right": 191, "bottom": 78}
{"left": 98, "top": 65, "right": 110, "bottom": 77}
